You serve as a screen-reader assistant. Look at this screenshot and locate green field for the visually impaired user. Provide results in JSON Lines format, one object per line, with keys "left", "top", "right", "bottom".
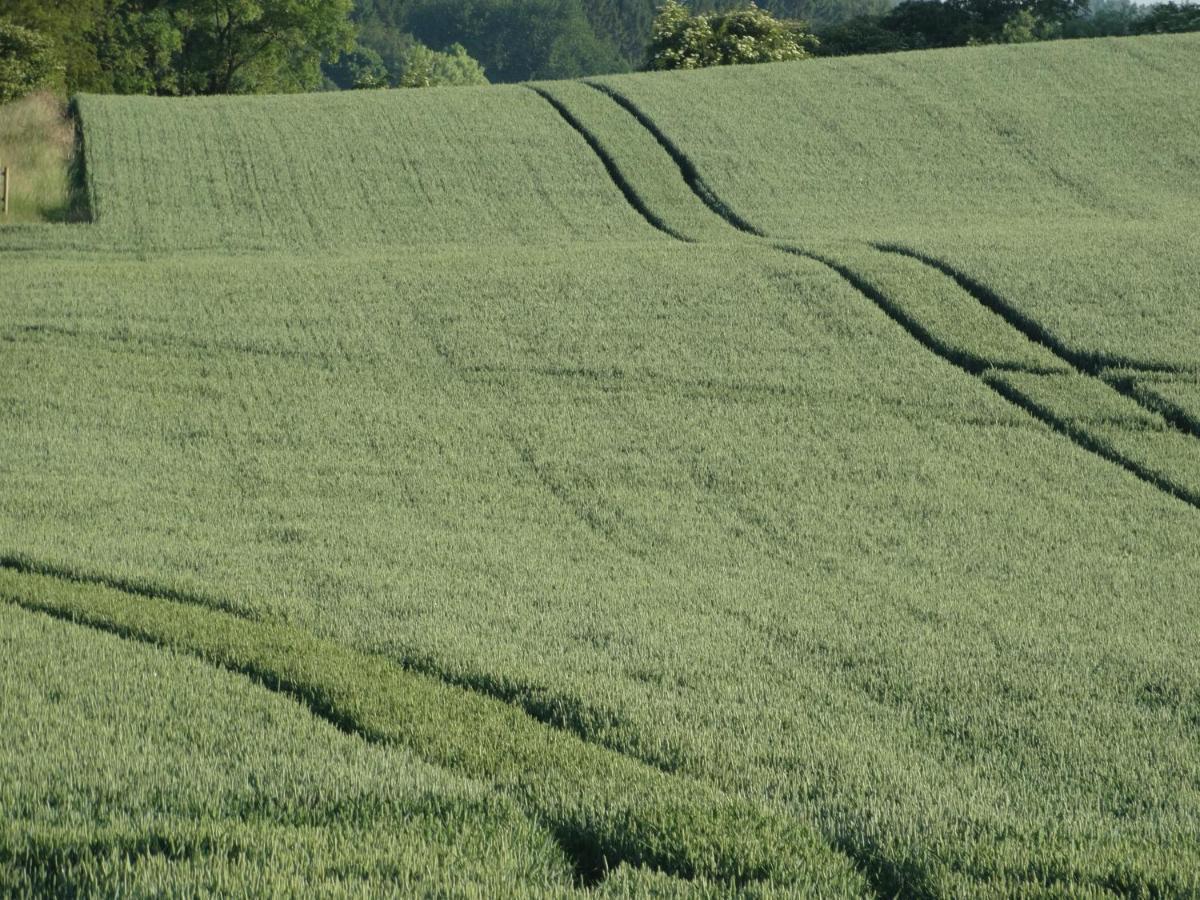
{"left": 2, "top": 33, "right": 1199, "bottom": 897}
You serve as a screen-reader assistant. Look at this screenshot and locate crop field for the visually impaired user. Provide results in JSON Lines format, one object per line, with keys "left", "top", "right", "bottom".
{"left": 2, "top": 33, "right": 1199, "bottom": 898}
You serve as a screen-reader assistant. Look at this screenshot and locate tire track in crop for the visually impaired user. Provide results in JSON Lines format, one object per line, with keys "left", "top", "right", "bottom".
{"left": 876, "top": 244, "right": 1200, "bottom": 409}
{"left": 459, "top": 360, "right": 808, "bottom": 402}
{"left": 0, "top": 563, "right": 866, "bottom": 893}
{"left": 411, "top": 308, "right": 655, "bottom": 565}
{"left": 533, "top": 94, "right": 1199, "bottom": 891}
{"left": 574, "top": 82, "right": 1200, "bottom": 513}
{"left": 425, "top": 85, "right": 1200, "bottom": 890}
{"left": 583, "top": 82, "right": 767, "bottom": 238}
{"left": 504, "top": 432, "right": 651, "bottom": 562}
{"left": 534, "top": 82, "right": 1187, "bottom": 895}
{"left": 0, "top": 579, "right": 596, "bottom": 886}
{"left": 1, "top": 550, "right": 644, "bottom": 778}
{"left": 1113, "top": 375, "right": 1200, "bottom": 438}
{"left": 529, "top": 79, "right": 933, "bottom": 900}
{"left": 526, "top": 86, "right": 691, "bottom": 242}
{"left": 0, "top": 552, "right": 259, "bottom": 621}
{"left": 5, "top": 321, "right": 316, "bottom": 364}
{"left": 779, "top": 247, "right": 1200, "bottom": 511}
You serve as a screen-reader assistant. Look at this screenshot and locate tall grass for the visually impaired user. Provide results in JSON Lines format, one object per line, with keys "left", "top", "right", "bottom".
{"left": 0, "top": 92, "right": 82, "bottom": 224}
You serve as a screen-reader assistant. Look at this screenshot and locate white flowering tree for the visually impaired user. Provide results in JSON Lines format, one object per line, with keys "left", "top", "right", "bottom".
{"left": 645, "top": 0, "right": 817, "bottom": 71}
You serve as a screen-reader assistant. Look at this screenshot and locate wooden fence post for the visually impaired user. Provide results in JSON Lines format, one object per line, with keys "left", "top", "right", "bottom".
{"left": 1, "top": 165, "right": 8, "bottom": 216}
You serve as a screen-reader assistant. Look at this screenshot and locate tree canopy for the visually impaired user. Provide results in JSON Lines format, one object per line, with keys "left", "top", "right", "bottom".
{"left": 813, "top": 0, "right": 1200, "bottom": 54}
{"left": 170, "top": 0, "right": 356, "bottom": 94}
{"left": 3, "top": 0, "right": 1198, "bottom": 98}
{"left": 0, "top": 0, "right": 355, "bottom": 94}
{"left": 0, "top": 17, "right": 62, "bottom": 102}
{"left": 404, "top": 0, "right": 626, "bottom": 82}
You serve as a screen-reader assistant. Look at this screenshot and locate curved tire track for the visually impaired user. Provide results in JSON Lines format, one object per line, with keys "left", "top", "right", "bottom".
{"left": 875, "top": 243, "right": 1200, "bottom": 441}
{"left": 526, "top": 85, "right": 691, "bottom": 243}
{"left": 0, "top": 562, "right": 863, "bottom": 893}
{"left": 582, "top": 82, "right": 766, "bottom": 238}
{"left": 559, "top": 82, "right": 1200, "bottom": 513}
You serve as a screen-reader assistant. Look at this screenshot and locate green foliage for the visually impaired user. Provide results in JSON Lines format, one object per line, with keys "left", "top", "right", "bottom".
{"left": 1000, "top": 7, "right": 1062, "bottom": 40}
{"left": 405, "top": 0, "right": 627, "bottom": 82}
{"left": 1132, "top": 0, "right": 1200, "bottom": 33}
{"left": 816, "top": 13, "right": 911, "bottom": 54}
{"left": 581, "top": 0, "right": 660, "bottom": 64}
{"left": 322, "top": 43, "right": 388, "bottom": 88}
{"left": 962, "top": 0, "right": 1088, "bottom": 33}
{"left": 876, "top": 0, "right": 974, "bottom": 48}
{"left": 1061, "top": 0, "right": 1143, "bottom": 36}
{"left": 814, "top": 0, "right": 1114, "bottom": 53}
{"left": 645, "top": 0, "right": 817, "bottom": 70}
{"left": 757, "top": 0, "right": 893, "bottom": 29}
{"left": 98, "top": 7, "right": 184, "bottom": 94}
{"left": 825, "top": 0, "right": 1200, "bottom": 52}
{"left": 1, "top": 0, "right": 356, "bottom": 95}
{"left": 346, "top": 0, "right": 891, "bottom": 73}
{"left": 167, "top": 0, "right": 355, "bottom": 94}
{"left": 0, "top": 0, "right": 107, "bottom": 93}
{"left": 328, "top": 33, "right": 488, "bottom": 89}
{"left": 646, "top": 0, "right": 714, "bottom": 68}
{"left": 395, "top": 41, "right": 488, "bottom": 86}
{"left": 0, "top": 18, "right": 61, "bottom": 102}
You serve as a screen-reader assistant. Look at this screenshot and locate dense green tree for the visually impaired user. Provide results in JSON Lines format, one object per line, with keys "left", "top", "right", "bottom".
{"left": 322, "top": 42, "right": 387, "bottom": 87}
{"left": 405, "top": 0, "right": 625, "bottom": 81}
{"left": 579, "top": 0, "right": 891, "bottom": 66}
{"left": 645, "top": 0, "right": 715, "bottom": 68}
{"left": 0, "top": 17, "right": 62, "bottom": 102}
{"left": 342, "top": 0, "right": 905, "bottom": 76}
{"left": 1060, "top": 0, "right": 1139, "bottom": 35}
{"left": 580, "top": 0, "right": 657, "bottom": 63}
{"left": 0, "top": 0, "right": 106, "bottom": 92}
{"left": 645, "top": 0, "right": 817, "bottom": 70}
{"left": 97, "top": 7, "right": 183, "bottom": 93}
{"left": 958, "top": 0, "right": 1087, "bottom": 36}
{"left": 1, "top": 0, "right": 356, "bottom": 94}
{"left": 1132, "top": 1, "right": 1200, "bottom": 33}
{"left": 828, "top": 0, "right": 1088, "bottom": 51}
{"left": 879, "top": 0, "right": 973, "bottom": 47}
{"left": 165, "top": 0, "right": 354, "bottom": 94}
{"left": 395, "top": 41, "right": 487, "bottom": 85}
{"left": 999, "top": 7, "right": 1061, "bottom": 40}
{"left": 353, "top": 17, "right": 417, "bottom": 77}
{"left": 817, "top": 12, "right": 911, "bottom": 53}
{"left": 762, "top": 0, "right": 890, "bottom": 29}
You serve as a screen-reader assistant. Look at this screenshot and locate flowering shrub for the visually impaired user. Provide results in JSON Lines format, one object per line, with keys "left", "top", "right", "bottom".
{"left": 646, "top": 0, "right": 817, "bottom": 71}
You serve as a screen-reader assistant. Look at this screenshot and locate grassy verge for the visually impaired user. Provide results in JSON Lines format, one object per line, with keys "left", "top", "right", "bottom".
{"left": 0, "top": 92, "right": 82, "bottom": 224}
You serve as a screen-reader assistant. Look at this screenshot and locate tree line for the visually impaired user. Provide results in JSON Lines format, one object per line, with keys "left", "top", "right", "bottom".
{"left": 2, "top": 0, "right": 1198, "bottom": 102}
{"left": 818, "top": 0, "right": 1200, "bottom": 55}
